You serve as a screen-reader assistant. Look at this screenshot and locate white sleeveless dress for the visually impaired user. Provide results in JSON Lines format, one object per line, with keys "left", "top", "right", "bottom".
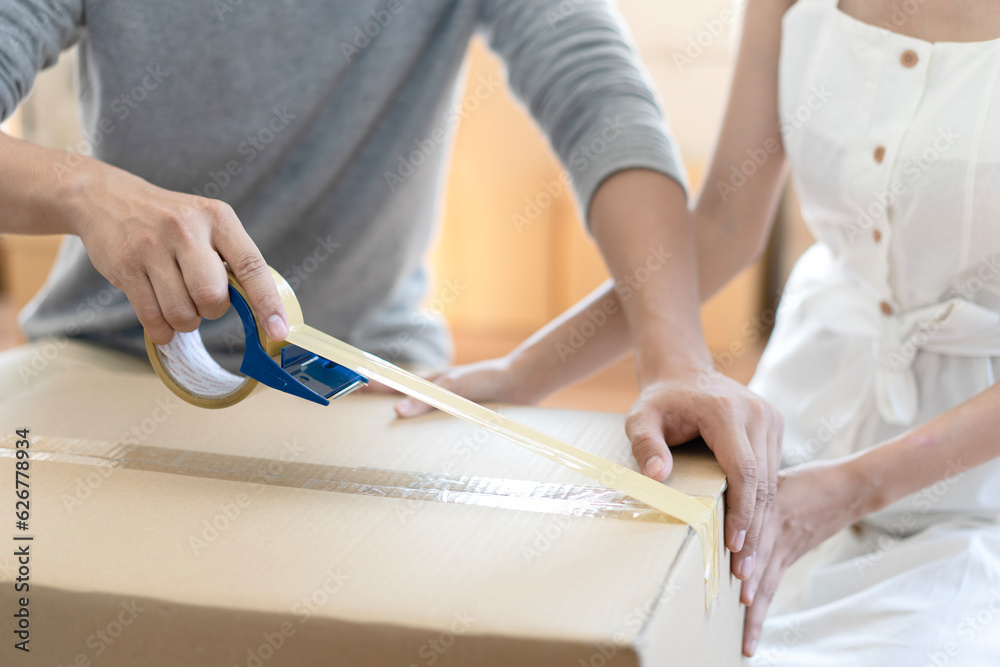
{"left": 748, "top": 0, "right": 1000, "bottom": 663}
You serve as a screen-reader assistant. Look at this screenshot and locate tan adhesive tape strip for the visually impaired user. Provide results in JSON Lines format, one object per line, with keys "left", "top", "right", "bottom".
{"left": 0, "top": 437, "right": 677, "bottom": 522}
{"left": 145, "top": 268, "right": 722, "bottom": 604}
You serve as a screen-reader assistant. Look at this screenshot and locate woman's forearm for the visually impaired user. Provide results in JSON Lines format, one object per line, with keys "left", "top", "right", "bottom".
{"left": 506, "top": 279, "right": 632, "bottom": 402}
{"left": 502, "top": 191, "right": 786, "bottom": 399}
{"left": 692, "top": 0, "right": 792, "bottom": 299}
{"left": 504, "top": 200, "right": 775, "bottom": 398}
{"left": 848, "top": 382, "right": 1000, "bottom": 516}
{"left": 501, "top": 200, "right": 783, "bottom": 400}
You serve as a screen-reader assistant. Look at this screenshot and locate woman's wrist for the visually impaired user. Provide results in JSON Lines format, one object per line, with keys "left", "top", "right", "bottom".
{"left": 503, "top": 345, "right": 558, "bottom": 405}
{"left": 839, "top": 442, "right": 904, "bottom": 520}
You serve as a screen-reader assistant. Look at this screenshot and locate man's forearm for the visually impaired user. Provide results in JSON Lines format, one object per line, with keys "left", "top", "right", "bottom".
{"left": 589, "top": 168, "right": 711, "bottom": 385}
{"left": 0, "top": 131, "right": 85, "bottom": 235}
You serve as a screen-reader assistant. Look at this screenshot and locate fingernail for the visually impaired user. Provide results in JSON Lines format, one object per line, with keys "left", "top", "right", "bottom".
{"left": 644, "top": 456, "right": 665, "bottom": 477}
{"left": 396, "top": 399, "right": 416, "bottom": 417}
{"left": 740, "top": 554, "right": 755, "bottom": 579}
{"left": 746, "top": 639, "right": 758, "bottom": 656}
{"left": 267, "top": 314, "right": 289, "bottom": 340}
{"left": 732, "top": 529, "right": 746, "bottom": 553}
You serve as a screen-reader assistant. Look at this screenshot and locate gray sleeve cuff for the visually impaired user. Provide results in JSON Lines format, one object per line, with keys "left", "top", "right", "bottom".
{"left": 569, "top": 112, "right": 689, "bottom": 225}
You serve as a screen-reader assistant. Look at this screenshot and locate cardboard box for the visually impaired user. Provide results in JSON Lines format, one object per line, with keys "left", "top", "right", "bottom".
{"left": 0, "top": 340, "right": 745, "bottom": 666}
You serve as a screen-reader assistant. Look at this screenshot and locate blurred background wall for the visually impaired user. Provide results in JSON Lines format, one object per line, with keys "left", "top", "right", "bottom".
{"left": 0, "top": 0, "right": 814, "bottom": 412}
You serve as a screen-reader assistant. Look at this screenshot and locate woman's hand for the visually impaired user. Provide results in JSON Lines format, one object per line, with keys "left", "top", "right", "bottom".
{"left": 741, "top": 458, "right": 871, "bottom": 657}
{"left": 392, "top": 355, "right": 542, "bottom": 418}
{"left": 741, "top": 380, "right": 1000, "bottom": 658}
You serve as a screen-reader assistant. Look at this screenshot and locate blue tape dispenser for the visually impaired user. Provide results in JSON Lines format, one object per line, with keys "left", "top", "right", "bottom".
{"left": 144, "top": 271, "right": 367, "bottom": 409}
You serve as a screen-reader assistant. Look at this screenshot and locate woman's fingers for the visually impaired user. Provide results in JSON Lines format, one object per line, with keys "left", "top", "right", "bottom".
{"left": 742, "top": 550, "right": 786, "bottom": 657}
{"left": 395, "top": 372, "right": 452, "bottom": 418}
{"left": 395, "top": 396, "right": 436, "bottom": 418}
{"left": 742, "top": 472, "right": 783, "bottom": 605}
{"left": 360, "top": 378, "right": 404, "bottom": 394}
{"left": 392, "top": 359, "right": 517, "bottom": 419}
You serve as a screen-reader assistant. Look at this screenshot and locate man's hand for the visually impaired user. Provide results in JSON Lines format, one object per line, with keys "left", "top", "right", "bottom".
{"left": 68, "top": 160, "right": 288, "bottom": 344}
{"left": 0, "top": 131, "right": 288, "bottom": 344}
{"left": 386, "top": 340, "right": 783, "bottom": 590}
{"left": 626, "top": 368, "right": 782, "bottom": 583}
{"left": 587, "top": 170, "right": 782, "bottom": 580}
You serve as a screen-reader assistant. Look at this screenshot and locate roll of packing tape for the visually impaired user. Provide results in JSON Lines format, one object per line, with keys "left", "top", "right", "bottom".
{"left": 144, "top": 272, "right": 285, "bottom": 409}
{"left": 144, "top": 267, "right": 722, "bottom": 604}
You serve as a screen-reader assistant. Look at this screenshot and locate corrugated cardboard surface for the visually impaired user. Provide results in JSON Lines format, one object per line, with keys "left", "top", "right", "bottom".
{"left": 0, "top": 341, "right": 745, "bottom": 666}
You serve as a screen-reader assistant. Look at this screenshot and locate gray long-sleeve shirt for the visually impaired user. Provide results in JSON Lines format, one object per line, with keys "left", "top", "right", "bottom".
{"left": 1, "top": 0, "right": 686, "bottom": 368}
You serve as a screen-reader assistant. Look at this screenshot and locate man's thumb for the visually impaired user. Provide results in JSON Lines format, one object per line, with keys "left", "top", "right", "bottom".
{"left": 625, "top": 409, "right": 674, "bottom": 481}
